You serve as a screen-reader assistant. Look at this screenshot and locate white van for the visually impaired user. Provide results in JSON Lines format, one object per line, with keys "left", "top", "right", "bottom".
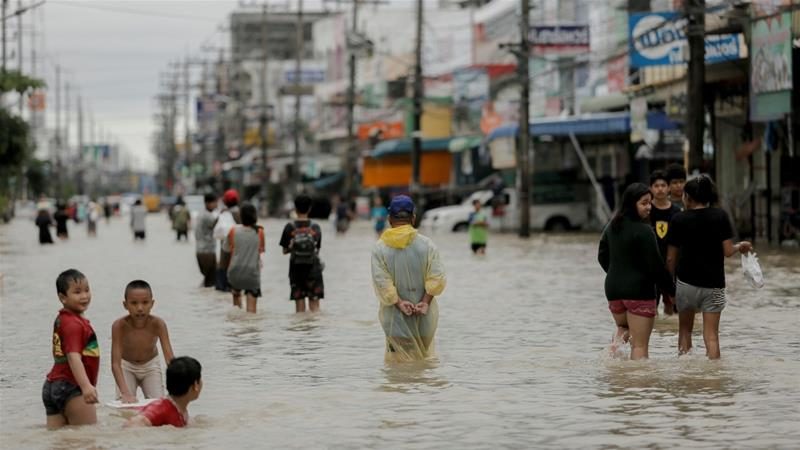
{"left": 419, "top": 188, "right": 588, "bottom": 232}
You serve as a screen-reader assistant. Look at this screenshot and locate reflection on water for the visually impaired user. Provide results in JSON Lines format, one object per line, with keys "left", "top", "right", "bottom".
{"left": 1, "top": 217, "right": 798, "bottom": 449}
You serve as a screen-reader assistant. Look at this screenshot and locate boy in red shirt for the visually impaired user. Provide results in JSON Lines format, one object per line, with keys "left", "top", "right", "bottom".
{"left": 125, "top": 356, "right": 202, "bottom": 428}
{"left": 42, "top": 269, "right": 100, "bottom": 429}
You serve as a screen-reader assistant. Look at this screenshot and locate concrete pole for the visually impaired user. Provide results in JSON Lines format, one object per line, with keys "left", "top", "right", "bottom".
{"left": 293, "top": 0, "right": 303, "bottom": 195}
{"left": 685, "top": 0, "right": 705, "bottom": 173}
{"left": 259, "top": 3, "right": 270, "bottom": 213}
{"left": 411, "top": 0, "right": 423, "bottom": 211}
{"left": 343, "top": 0, "right": 358, "bottom": 197}
{"left": 517, "top": 0, "right": 531, "bottom": 238}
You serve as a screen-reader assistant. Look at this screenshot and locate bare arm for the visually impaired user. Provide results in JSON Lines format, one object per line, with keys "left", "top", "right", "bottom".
{"left": 157, "top": 318, "right": 175, "bottom": 364}
{"left": 723, "top": 239, "right": 752, "bottom": 257}
{"left": 666, "top": 245, "right": 678, "bottom": 277}
{"left": 124, "top": 414, "right": 153, "bottom": 428}
{"left": 67, "top": 352, "right": 98, "bottom": 404}
{"left": 111, "top": 320, "right": 135, "bottom": 402}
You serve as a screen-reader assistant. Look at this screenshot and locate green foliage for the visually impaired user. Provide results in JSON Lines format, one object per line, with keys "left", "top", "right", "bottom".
{"left": 0, "top": 69, "right": 45, "bottom": 94}
{"left": 0, "top": 108, "right": 29, "bottom": 169}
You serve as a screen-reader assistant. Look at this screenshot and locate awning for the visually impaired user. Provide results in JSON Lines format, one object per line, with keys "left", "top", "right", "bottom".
{"left": 485, "top": 111, "right": 682, "bottom": 142}
{"left": 448, "top": 136, "right": 483, "bottom": 153}
{"left": 311, "top": 172, "right": 344, "bottom": 190}
{"left": 370, "top": 137, "right": 454, "bottom": 158}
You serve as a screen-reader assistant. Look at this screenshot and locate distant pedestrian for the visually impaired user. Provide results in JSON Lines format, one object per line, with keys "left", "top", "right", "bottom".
{"left": 665, "top": 163, "right": 687, "bottom": 210}
{"left": 36, "top": 209, "right": 55, "bottom": 244}
{"left": 42, "top": 269, "right": 99, "bottom": 429}
{"left": 103, "top": 198, "right": 112, "bottom": 224}
{"left": 371, "top": 196, "right": 388, "bottom": 236}
{"left": 171, "top": 198, "right": 191, "bottom": 242}
{"left": 649, "top": 170, "right": 681, "bottom": 315}
{"left": 213, "top": 189, "right": 242, "bottom": 291}
{"left": 335, "top": 195, "right": 352, "bottom": 234}
{"left": 468, "top": 199, "right": 488, "bottom": 254}
{"left": 371, "top": 195, "right": 447, "bottom": 361}
{"left": 54, "top": 203, "right": 70, "bottom": 239}
{"left": 87, "top": 200, "right": 99, "bottom": 237}
{"left": 195, "top": 193, "right": 219, "bottom": 288}
{"left": 131, "top": 199, "right": 147, "bottom": 240}
{"left": 598, "top": 183, "right": 675, "bottom": 360}
{"left": 224, "top": 203, "right": 264, "bottom": 313}
{"left": 279, "top": 194, "right": 324, "bottom": 313}
{"left": 666, "top": 175, "right": 752, "bottom": 360}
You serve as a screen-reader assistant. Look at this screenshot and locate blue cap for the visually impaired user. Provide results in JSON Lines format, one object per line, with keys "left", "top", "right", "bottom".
{"left": 388, "top": 195, "right": 415, "bottom": 217}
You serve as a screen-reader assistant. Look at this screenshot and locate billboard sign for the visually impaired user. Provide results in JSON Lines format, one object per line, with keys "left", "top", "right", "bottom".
{"left": 629, "top": 12, "right": 743, "bottom": 67}
{"left": 452, "top": 68, "right": 489, "bottom": 136}
{"left": 751, "top": 13, "right": 793, "bottom": 94}
{"left": 529, "top": 25, "right": 590, "bottom": 55}
{"left": 284, "top": 69, "right": 326, "bottom": 84}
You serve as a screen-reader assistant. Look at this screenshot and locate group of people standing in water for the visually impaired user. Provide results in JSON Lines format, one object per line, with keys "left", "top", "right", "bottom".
{"left": 599, "top": 164, "right": 753, "bottom": 360}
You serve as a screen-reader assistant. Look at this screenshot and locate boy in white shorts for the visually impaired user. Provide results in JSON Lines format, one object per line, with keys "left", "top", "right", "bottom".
{"left": 111, "top": 280, "right": 175, "bottom": 403}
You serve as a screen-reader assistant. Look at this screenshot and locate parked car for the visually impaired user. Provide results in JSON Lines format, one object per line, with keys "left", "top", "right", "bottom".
{"left": 419, "top": 188, "right": 588, "bottom": 232}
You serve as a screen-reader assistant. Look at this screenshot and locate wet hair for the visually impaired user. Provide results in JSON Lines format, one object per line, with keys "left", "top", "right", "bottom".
{"left": 294, "top": 194, "right": 313, "bottom": 214}
{"left": 240, "top": 202, "right": 258, "bottom": 227}
{"left": 611, "top": 183, "right": 651, "bottom": 231}
{"left": 56, "top": 269, "right": 87, "bottom": 295}
{"left": 134, "top": 199, "right": 142, "bottom": 205}
{"left": 124, "top": 279, "right": 153, "bottom": 300}
{"left": 166, "top": 356, "right": 202, "bottom": 396}
{"left": 472, "top": 199, "right": 482, "bottom": 206}
{"left": 204, "top": 193, "right": 217, "bottom": 204}
{"left": 665, "top": 163, "right": 687, "bottom": 183}
{"left": 684, "top": 175, "right": 718, "bottom": 205}
{"left": 649, "top": 170, "right": 668, "bottom": 186}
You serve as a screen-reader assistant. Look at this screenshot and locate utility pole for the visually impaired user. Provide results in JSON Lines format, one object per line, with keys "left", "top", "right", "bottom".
{"left": 411, "top": 0, "right": 423, "bottom": 212}
{"left": 2, "top": 0, "right": 7, "bottom": 72}
{"left": 259, "top": 3, "right": 270, "bottom": 214}
{"left": 54, "top": 64, "right": 61, "bottom": 198}
{"left": 64, "top": 81, "right": 70, "bottom": 157}
{"left": 77, "top": 94, "right": 84, "bottom": 194}
{"left": 16, "top": 0, "right": 22, "bottom": 114}
{"left": 183, "top": 56, "right": 193, "bottom": 175}
{"left": 293, "top": 0, "right": 303, "bottom": 195}
{"left": 517, "top": 0, "right": 531, "bottom": 237}
{"left": 343, "top": 0, "right": 359, "bottom": 198}
{"left": 685, "top": 0, "right": 705, "bottom": 172}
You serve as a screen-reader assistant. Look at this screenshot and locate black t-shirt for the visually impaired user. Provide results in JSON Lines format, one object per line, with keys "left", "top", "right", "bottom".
{"left": 650, "top": 203, "right": 682, "bottom": 261}
{"left": 279, "top": 220, "right": 322, "bottom": 266}
{"left": 666, "top": 207, "right": 734, "bottom": 288}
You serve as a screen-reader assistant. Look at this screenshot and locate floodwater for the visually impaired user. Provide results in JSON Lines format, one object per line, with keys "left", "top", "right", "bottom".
{"left": 1, "top": 213, "right": 798, "bottom": 449}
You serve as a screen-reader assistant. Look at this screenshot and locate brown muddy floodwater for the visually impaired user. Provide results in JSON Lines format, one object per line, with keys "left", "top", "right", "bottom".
{"left": 1, "top": 214, "right": 798, "bottom": 449}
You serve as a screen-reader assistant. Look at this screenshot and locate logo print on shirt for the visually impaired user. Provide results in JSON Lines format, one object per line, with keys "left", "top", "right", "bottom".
{"left": 656, "top": 221, "right": 668, "bottom": 239}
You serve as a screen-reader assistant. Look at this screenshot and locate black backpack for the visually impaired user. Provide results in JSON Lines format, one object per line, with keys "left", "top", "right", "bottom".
{"left": 291, "top": 224, "right": 318, "bottom": 265}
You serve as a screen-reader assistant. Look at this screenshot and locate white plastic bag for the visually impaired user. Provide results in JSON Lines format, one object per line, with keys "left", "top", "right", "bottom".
{"left": 741, "top": 252, "right": 765, "bottom": 289}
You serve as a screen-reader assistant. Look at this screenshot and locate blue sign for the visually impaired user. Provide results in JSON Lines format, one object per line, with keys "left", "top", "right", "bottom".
{"left": 629, "top": 12, "right": 741, "bottom": 68}
{"left": 285, "top": 70, "right": 325, "bottom": 84}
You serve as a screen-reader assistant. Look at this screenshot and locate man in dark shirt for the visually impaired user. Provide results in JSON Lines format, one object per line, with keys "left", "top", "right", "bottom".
{"left": 280, "top": 194, "right": 324, "bottom": 313}
{"left": 665, "top": 163, "right": 686, "bottom": 210}
{"left": 649, "top": 170, "right": 681, "bottom": 315}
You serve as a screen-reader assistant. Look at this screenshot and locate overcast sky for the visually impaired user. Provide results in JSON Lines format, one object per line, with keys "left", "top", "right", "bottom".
{"left": 28, "top": 0, "right": 442, "bottom": 173}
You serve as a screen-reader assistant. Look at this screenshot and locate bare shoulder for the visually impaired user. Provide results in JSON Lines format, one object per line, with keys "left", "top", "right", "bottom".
{"left": 150, "top": 315, "right": 169, "bottom": 331}
{"left": 112, "top": 316, "right": 129, "bottom": 332}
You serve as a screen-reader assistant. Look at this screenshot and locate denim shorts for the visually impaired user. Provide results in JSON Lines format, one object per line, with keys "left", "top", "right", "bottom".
{"left": 42, "top": 379, "right": 82, "bottom": 416}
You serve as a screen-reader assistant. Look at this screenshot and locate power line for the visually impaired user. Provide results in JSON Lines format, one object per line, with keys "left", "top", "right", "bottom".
{"left": 48, "top": 1, "right": 221, "bottom": 22}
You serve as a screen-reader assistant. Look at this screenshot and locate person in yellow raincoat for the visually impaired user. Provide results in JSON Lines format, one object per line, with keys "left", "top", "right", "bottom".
{"left": 371, "top": 195, "right": 446, "bottom": 361}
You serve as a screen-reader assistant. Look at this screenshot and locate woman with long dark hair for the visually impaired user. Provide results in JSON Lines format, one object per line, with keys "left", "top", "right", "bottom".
{"left": 598, "top": 183, "right": 675, "bottom": 359}
{"left": 666, "top": 175, "right": 752, "bottom": 359}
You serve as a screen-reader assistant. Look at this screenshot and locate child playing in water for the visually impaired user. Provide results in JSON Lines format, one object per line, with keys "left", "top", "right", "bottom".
{"left": 111, "top": 280, "right": 175, "bottom": 403}
{"left": 666, "top": 175, "right": 752, "bottom": 359}
{"left": 42, "top": 269, "right": 100, "bottom": 429}
{"left": 225, "top": 203, "right": 265, "bottom": 313}
{"left": 124, "top": 356, "right": 202, "bottom": 428}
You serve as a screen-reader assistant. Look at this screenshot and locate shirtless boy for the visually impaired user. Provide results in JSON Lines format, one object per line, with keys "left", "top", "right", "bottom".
{"left": 111, "top": 280, "right": 174, "bottom": 403}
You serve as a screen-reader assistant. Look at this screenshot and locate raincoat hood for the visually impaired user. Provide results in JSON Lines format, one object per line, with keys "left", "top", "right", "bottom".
{"left": 380, "top": 224, "right": 418, "bottom": 249}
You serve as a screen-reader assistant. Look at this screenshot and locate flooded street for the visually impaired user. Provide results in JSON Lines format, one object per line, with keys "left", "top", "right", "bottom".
{"left": 1, "top": 214, "right": 798, "bottom": 449}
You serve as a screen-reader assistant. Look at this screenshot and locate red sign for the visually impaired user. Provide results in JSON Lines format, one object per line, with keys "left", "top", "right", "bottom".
{"left": 357, "top": 121, "right": 404, "bottom": 141}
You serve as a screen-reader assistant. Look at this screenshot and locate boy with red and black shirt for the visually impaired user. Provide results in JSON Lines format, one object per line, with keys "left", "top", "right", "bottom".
{"left": 279, "top": 194, "right": 324, "bottom": 313}
{"left": 125, "top": 356, "right": 202, "bottom": 428}
{"left": 42, "top": 269, "right": 100, "bottom": 429}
